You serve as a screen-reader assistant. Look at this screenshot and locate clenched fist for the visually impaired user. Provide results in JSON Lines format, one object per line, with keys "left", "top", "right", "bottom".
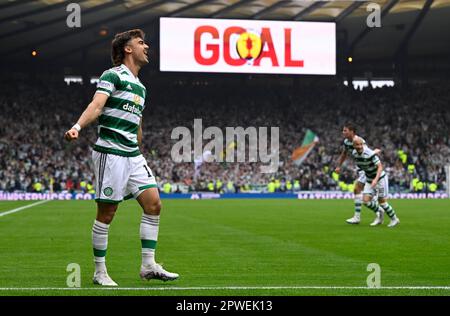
{"left": 64, "top": 128, "right": 79, "bottom": 141}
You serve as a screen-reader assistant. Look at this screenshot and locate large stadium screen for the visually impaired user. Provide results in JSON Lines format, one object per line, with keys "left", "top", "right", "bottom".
{"left": 160, "top": 17, "right": 336, "bottom": 75}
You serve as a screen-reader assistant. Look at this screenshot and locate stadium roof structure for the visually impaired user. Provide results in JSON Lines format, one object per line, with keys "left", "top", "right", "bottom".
{"left": 1, "top": 0, "right": 449, "bottom": 68}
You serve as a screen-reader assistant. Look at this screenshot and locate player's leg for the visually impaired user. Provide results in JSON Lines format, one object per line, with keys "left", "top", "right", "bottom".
{"left": 346, "top": 178, "right": 364, "bottom": 224}
{"left": 128, "top": 155, "right": 179, "bottom": 281}
{"left": 137, "top": 188, "right": 179, "bottom": 281}
{"left": 91, "top": 151, "right": 127, "bottom": 286}
{"left": 377, "top": 177, "right": 400, "bottom": 227}
{"left": 361, "top": 182, "right": 385, "bottom": 226}
{"left": 92, "top": 202, "right": 118, "bottom": 286}
{"left": 137, "top": 188, "right": 161, "bottom": 267}
{"left": 379, "top": 197, "right": 399, "bottom": 227}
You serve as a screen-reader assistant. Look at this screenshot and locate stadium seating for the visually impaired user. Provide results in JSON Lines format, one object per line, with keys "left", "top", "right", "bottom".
{"left": 0, "top": 77, "right": 448, "bottom": 193}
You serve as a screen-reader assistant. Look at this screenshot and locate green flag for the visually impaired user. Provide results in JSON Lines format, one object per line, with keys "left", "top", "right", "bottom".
{"left": 291, "top": 129, "right": 319, "bottom": 166}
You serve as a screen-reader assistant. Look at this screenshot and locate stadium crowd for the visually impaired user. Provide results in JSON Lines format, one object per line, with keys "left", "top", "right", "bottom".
{"left": 1, "top": 75, "right": 449, "bottom": 194}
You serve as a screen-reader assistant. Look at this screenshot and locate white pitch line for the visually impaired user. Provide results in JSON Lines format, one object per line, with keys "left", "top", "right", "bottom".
{"left": 0, "top": 200, "right": 50, "bottom": 217}
{"left": 0, "top": 286, "right": 449, "bottom": 291}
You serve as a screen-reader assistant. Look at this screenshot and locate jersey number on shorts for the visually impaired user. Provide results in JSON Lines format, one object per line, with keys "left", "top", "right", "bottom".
{"left": 143, "top": 165, "right": 152, "bottom": 178}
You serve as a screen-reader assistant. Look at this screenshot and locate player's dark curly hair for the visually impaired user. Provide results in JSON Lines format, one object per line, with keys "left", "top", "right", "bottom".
{"left": 344, "top": 123, "right": 357, "bottom": 133}
{"left": 111, "top": 29, "right": 145, "bottom": 66}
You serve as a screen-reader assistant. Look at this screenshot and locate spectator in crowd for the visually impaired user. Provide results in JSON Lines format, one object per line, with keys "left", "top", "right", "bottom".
{"left": 1, "top": 76, "right": 449, "bottom": 193}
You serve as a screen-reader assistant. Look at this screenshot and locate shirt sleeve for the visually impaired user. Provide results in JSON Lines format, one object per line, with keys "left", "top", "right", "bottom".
{"left": 96, "top": 71, "right": 120, "bottom": 96}
{"left": 342, "top": 141, "right": 347, "bottom": 152}
{"left": 371, "top": 155, "right": 380, "bottom": 165}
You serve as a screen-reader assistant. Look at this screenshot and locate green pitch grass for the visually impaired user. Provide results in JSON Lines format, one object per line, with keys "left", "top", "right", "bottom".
{"left": 0, "top": 199, "right": 449, "bottom": 296}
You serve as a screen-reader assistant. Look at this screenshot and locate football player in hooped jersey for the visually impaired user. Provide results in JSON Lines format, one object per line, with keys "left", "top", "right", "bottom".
{"left": 352, "top": 137, "right": 400, "bottom": 227}
{"left": 64, "top": 29, "right": 178, "bottom": 286}
{"left": 334, "top": 124, "right": 381, "bottom": 224}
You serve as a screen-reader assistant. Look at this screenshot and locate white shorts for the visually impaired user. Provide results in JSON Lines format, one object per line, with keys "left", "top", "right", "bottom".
{"left": 357, "top": 170, "right": 366, "bottom": 184}
{"left": 363, "top": 176, "right": 389, "bottom": 199}
{"left": 92, "top": 150, "right": 157, "bottom": 203}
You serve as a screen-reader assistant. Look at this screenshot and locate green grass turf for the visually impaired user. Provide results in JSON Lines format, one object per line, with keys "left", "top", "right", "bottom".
{"left": 0, "top": 201, "right": 40, "bottom": 213}
{"left": 0, "top": 199, "right": 449, "bottom": 296}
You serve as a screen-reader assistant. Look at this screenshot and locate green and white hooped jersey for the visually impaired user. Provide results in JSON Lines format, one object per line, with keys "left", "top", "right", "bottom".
{"left": 351, "top": 146, "right": 386, "bottom": 181}
{"left": 343, "top": 136, "right": 365, "bottom": 156}
{"left": 93, "top": 64, "right": 146, "bottom": 157}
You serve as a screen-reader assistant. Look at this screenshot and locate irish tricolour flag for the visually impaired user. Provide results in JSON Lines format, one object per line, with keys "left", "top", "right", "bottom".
{"left": 291, "top": 129, "right": 319, "bottom": 166}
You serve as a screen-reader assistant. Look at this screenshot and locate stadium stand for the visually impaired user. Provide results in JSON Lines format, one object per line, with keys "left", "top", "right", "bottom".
{"left": 1, "top": 76, "right": 448, "bottom": 193}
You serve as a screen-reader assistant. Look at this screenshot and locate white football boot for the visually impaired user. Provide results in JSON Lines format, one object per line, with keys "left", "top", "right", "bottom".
{"left": 370, "top": 210, "right": 384, "bottom": 226}
{"left": 387, "top": 217, "right": 400, "bottom": 228}
{"left": 93, "top": 270, "right": 118, "bottom": 286}
{"left": 346, "top": 214, "right": 361, "bottom": 224}
{"left": 140, "top": 263, "right": 179, "bottom": 281}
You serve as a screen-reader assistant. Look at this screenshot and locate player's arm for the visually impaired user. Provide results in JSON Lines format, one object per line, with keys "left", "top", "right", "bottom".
{"left": 137, "top": 118, "right": 143, "bottom": 146}
{"left": 64, "top": 93, "right": 108, "bottom": 141}
{"left": 371, "top": 159, "right": 383, "bottom": 188}
{"left": 374, "top": 148, "right": 382, "bottom": 155}
{"left": 64, "top": 71, "right": 118, "bottom": 141}
{"left": 335, "top": 150, "right": 347, "bottom": 174}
